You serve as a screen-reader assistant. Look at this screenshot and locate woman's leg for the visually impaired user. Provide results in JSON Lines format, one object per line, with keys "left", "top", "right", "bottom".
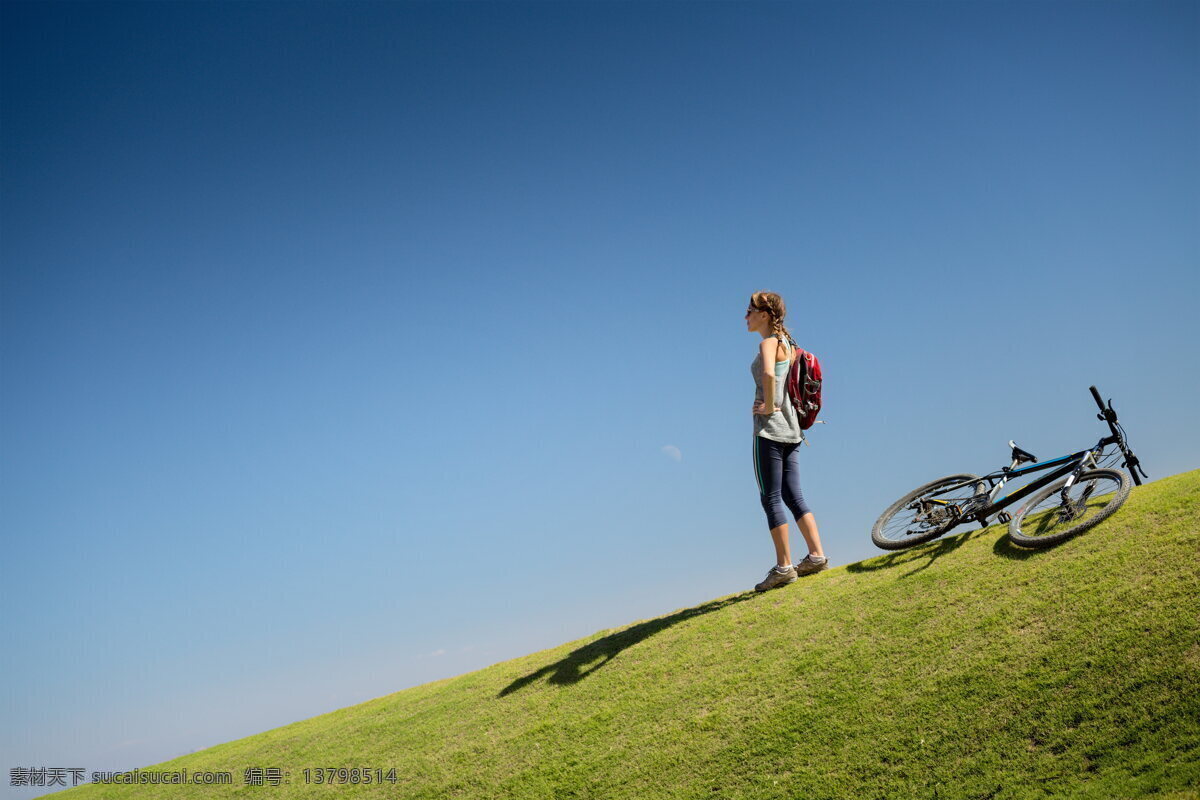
{"left": 780, "top": 443, "right": 824, "bottom": 560}
{"left": 754, "top": 437, "right": 793, "bottom": 567}
{"left": 769, "top": 523, "right": 792, "bottom": 568}
{"left": 796, "top": 513, "right": 824, "bottom": 559}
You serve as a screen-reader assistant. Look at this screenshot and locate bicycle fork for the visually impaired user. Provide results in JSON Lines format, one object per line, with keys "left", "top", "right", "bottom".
{"left": 1056, "top": 451, "right": 1100, "bottom": 521}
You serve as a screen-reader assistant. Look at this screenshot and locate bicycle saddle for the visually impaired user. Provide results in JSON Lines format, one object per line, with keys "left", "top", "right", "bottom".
{"left": 1008, "top": 440, "right": 1038, "bottom": 464}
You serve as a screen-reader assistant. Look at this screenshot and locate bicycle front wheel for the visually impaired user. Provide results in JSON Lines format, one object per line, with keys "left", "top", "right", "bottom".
{"left": 1007, "top": 468, "right": 1131, "bottom": 549}
{"left": 871, "top": 474, "right": 986, "bottom": 551}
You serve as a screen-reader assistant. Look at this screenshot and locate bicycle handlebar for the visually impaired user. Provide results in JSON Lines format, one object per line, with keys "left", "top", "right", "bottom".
{"left": 1089, "top": 384, "right": 1119, "bottom": 426}
{"left": 1088, "top": 385, "right": 1146, "bottom": 486}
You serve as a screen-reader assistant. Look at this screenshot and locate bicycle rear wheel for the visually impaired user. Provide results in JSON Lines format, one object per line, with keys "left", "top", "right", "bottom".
{"left": 1007, "top": 468, "right": 1131, "bottom": 549}
{"left": 871, "top": 474, "right": 986, "bottom": 551}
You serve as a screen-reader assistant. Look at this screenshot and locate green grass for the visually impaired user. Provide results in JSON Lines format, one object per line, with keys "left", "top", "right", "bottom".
{"left": 50, "top": 470, "right": 1200, "bottom": 800}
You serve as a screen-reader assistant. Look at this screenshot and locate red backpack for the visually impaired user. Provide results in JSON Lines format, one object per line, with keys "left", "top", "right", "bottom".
{"left": 784, "top": 339, "right": 823, "bottom": 430}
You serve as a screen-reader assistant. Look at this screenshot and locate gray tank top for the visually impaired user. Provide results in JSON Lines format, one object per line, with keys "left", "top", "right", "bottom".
{"left": 752, "top": 337, "right": 803, "bottom": 443}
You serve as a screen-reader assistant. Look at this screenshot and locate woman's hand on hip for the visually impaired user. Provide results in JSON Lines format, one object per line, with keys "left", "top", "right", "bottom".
{"left": 753, "top": 400, "right": 777, "bottom": 416}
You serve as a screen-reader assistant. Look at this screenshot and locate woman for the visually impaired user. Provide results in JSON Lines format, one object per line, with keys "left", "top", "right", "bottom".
{"left": 745, "top": 291, "right": 827, "bottom": 592}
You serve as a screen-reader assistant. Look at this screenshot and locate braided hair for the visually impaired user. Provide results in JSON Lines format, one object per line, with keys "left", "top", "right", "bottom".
{"left": 750, "top": 291, "right": 796, "bottom": 350}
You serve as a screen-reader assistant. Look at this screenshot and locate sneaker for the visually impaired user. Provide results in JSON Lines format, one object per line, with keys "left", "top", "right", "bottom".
{"left": 754, "top": 565, "right": 797, "bottom": 592}
{"left": 794, "top": 554, "right": 829, "bottom": 576}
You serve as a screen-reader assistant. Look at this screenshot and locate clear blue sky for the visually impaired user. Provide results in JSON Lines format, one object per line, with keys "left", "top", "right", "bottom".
{"left": 2, "top": 0, "right": 1197, "bottom": 794}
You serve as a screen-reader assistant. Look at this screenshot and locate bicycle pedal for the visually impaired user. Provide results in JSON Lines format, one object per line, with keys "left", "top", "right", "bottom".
{"left": 998, "top": 512, "right": 1012, "bottom": 524}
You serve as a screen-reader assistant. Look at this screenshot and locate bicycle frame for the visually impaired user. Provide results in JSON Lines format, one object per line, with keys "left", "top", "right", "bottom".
{"left": 924, "top": 435, "right": 1118, "bottom": 528}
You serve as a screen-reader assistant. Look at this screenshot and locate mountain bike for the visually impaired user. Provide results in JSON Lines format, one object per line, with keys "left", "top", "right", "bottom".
{"left": 871, "top": 386, "right": 1147, "bottom": 551}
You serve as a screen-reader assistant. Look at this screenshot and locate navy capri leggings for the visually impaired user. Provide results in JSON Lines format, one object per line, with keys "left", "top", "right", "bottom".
{"left": 753, "top": 436, "right": 813, "bottom": 529}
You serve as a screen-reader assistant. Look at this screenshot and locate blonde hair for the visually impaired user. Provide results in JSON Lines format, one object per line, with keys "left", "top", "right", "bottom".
{"left": 750, "top": 291, "right": 796, "bottom": 347}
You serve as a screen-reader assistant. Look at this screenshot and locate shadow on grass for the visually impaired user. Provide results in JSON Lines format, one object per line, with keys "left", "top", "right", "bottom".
{"left": 992, "top": 533, "right": 1050, "bottom": 561}
{"left": 846, "top": 528, "right": 990, "bottom": 578}
{"left": 848, "top": 524, "right": 1057, "bottom": 572}
{"left": 499, "top": 592, "right": 757, "bottom": 697}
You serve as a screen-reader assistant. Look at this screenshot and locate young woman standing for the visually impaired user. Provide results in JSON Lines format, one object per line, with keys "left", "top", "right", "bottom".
{"left": 745, "top": 291, "right": 827, "bottom": 592}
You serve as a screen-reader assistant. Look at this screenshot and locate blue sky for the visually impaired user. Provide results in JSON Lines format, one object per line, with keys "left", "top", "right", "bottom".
{"left": 2, "top": 0, "right": 1197, "bottom": 795}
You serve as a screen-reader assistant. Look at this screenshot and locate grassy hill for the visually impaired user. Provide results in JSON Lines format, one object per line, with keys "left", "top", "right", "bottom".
{"left": 50, "top": 470, "right": 1200, "bottom": 800}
